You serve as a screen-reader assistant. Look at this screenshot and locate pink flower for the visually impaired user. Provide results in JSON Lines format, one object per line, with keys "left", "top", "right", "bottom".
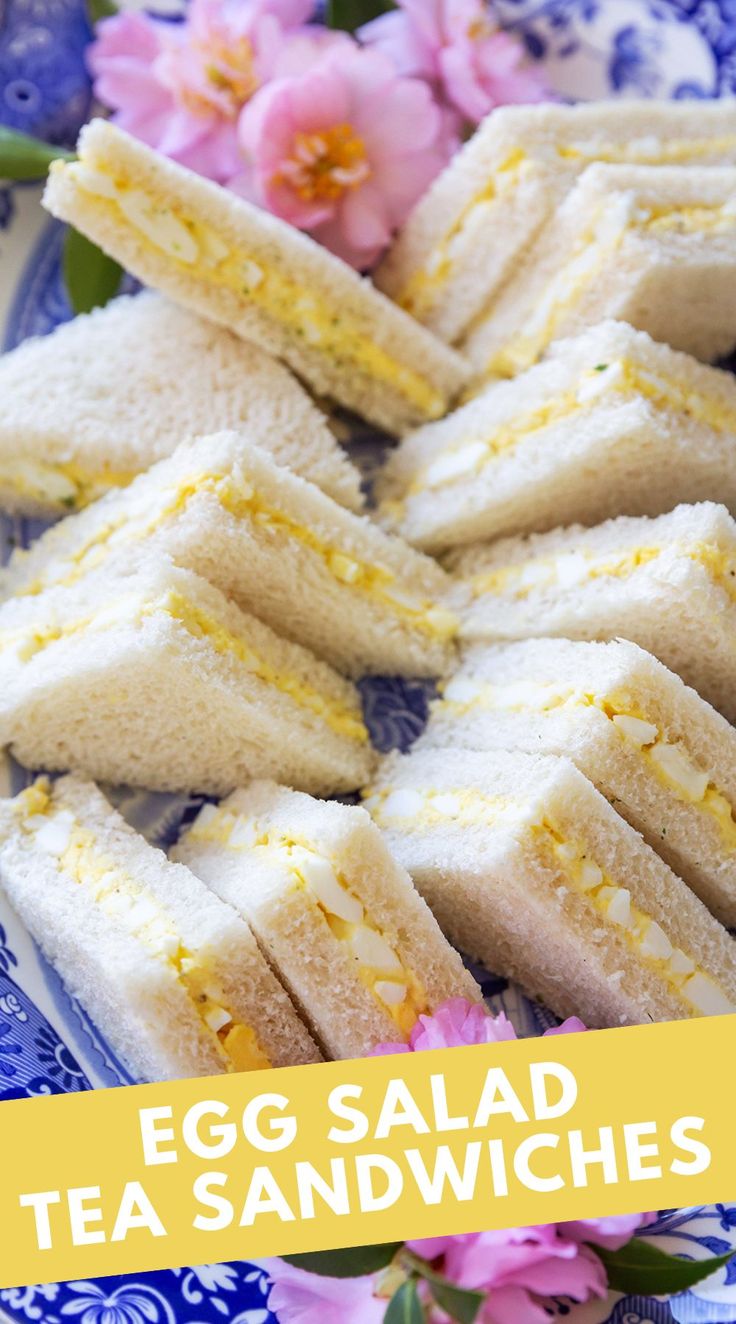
{"left": 360, "top": 0, "right": 549, "bottom": 126}
{"left": 88, "top": 0, "right": 317, "bottom": 183}
{"left": 236, "top": 44, "right": 449, "bottom": 268}
{"left": 561, "top": 1213, "right": 658, "bottom": 1250}
{"left": 266, "top": 1258, "right": 386, "bottom": 1324}
{"left": 371, "top": 997, "right": 587, "bottom": 1055}
{"left": 407, "top": 1226, "right": 609, "bottom": 1324}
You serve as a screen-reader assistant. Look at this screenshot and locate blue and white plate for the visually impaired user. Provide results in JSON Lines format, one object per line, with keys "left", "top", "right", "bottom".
{"left": 2, "top": 0, "right": 736, "bottom": 1320}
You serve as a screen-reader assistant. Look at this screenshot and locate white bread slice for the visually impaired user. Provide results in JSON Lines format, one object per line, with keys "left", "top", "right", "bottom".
{"left": 174, "top": 780, "right": 480, "bottom": 1059}
{"left": 378, "top": 321, "right": 736, "bottom": 553}
{"left": 375, "top": 99, "right": 736, "bottom": 344}
{"left": 464, "top": 163, "right": 736, "bottom": 380}
{"left": 0, "top": 775, "right": 321, "bottom": 1081}
{"left": 449, "top": 502, "right": 736, "bottom": 720}
{"left": 43, "top": 120, "right": 469, "bottom": 435}
{"left": 0, "top": 291, "right": 363, "bottom": 515}
{"left": 363, "top": 747, "right": 736, "bottom": 1028}
{"left": 422, "top": 638, "right": 736, "bottom": 927}
{"left": 2, "top": 432, "right": 456, "bottom": 678}
{"left": 0, "top": 558, "right": 374, "bottom": 796}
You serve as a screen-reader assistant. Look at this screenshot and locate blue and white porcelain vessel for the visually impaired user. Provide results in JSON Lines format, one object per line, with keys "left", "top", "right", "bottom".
{"left": 2, "top": 0, "right": 736, "bottom": 1320}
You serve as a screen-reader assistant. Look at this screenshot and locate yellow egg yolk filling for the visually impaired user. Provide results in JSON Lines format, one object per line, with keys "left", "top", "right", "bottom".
{"left": 1, "top": 458, "right": 137, "bottom": 511}
{"left": 466, "top": 539, "right": 736, "bottom": 606}
{"left": 68, "top": 161, "right": 446, "bottom": 421}
{"left": 482, "top": 198, "right": 736, "bottom": 379}
{"left": 537, "top": 816, "right": 733, "bottom": 1017}
{"left": 14, "top": 781, "right": 270, "bottom": 1072}
{"left": 188, "top": 805, "right": 427, "bottom": 1038}
{"left": 402, "top": 357, "right": 736, "bottom": 498}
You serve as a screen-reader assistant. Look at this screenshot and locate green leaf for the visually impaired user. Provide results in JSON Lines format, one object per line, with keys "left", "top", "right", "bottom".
{"left": 326, "top": 0, "right": 395, "bottom": 32}
{"left": 87, "top": 0, "right": 118, "bottom": 22}
{"left": 424, "top": 1276, "right": 483, "bottom": 1324}
{"left": 0, "top": 127, "right": 74, "bottom": 182}
{"left": 403, "top": 1253, "right": 483, "bottom": 1323}
{"left": 63, "top": 227, "right": 124, "bottom": 315}
{"left": 384, "top": 1279, "right": 425, "bottom": 1324}
{"left": 594, "top": 1239, "right": 734, "bottom": 1295}
{"left": 281, "top": 1242, "right": 403, "bottom": 1278}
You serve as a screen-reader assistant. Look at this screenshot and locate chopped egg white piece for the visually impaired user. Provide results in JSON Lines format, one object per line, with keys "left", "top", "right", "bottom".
{"left": 640, "top": 920, "right": 673, "bottom": 962}
{"left": 612, "top": 714, "right": 659, "bottom": 747}
{"left": 379, "top": 788, "right": 426, "bottom": 819}
{"left": 292, "top": 849, "right": 364, "bottom": 924}
{"left": 351, "top": 926, "right": 403, "bottom": 970}
{"left": 649, "top": 743, "right": 710, "bottom": 801}
{"left": 374, "top": 980, "right": 407, "bottom": 1006}
{"left": 681, "top": 973, "right": 735, "bottom": 1016}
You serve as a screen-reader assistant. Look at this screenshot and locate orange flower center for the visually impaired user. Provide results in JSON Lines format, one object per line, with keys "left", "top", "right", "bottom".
{"left": 181, "top": 34, "right": 259, "bottom": 118}
{"left": 467, "top": 14, "right": 495, "bottom": 40}
{"left": 276, "top": 123, "right": 371, "bottom": 202}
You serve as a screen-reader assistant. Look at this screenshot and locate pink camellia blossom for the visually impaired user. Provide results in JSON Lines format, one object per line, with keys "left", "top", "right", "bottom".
{"left": 267, "top": 1217, "right": 656, "bottom": 1324}
{"left": 360, "top": 0, "right": 549, "bottom": 126}
{"left": 370, "top": 997, "right": 587, "bottom": 1055}
{"left": 236, "top": 44, "right": 450, "bottom": 268}
{"left": 88, "top": 0, "right": 317, "bottom": 183}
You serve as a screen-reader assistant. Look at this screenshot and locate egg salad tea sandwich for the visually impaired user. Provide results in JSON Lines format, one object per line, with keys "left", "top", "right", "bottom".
{"left": 423, "top": 638, "right": 736, "bottom": 927}
{"left": 375, "top": 98, "right": 736, "bottom": 346}
{"left": 364, "top": 747, "right": 736, "bottom": 1029}
{"left": 0, "top": 775, "right": 321, "bottom": 1082}
{"left": 0, "top": 558, "right": 374, "bottom": 796}
{"left": 43, "top": 119, "right": 469, "bottom": 435}
{"left": 464, "top": 163, "right": 736, "bottom": 381}
{"left": 449, "top": 502, "right": 736, "bottom": 721}
{"left": 174, "top": 780, "right": 480, "bottom": 1059}
{"left": 0, "top": 292, "right": 363, "bottom": 516}
{"left": 2, "top": 432, "right": 457, "bottom": 678}
{"left": 378, "top": 321, "right": 736, "bottom": 553}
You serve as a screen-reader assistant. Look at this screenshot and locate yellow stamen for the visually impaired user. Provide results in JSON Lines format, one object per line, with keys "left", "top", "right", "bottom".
{"left": 276, "top": 123, "right": 371, "bottom": 203}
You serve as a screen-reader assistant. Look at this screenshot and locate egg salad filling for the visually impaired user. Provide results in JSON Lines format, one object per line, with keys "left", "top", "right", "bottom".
{"left": 394, "top": 132, "right": 736, "bottom": 321}
{"left": 67, "top": 161, "right": 446, "bottom": 420}
{"left": 537, "top": 817, "right": 734, "bottom": 1017}
{"left": 439, "top": 676, "right": 736, "bottom": 852}
{"left": 0, "top": 588, "right": 368, "bottom": 742}
{"left": 395, "top": 149, "right": 529, "bottom": 321}
{"left": 403, "top": 357, "right": 736, "bottom": 496}
{"left": 14, "top": 781, "right": 271, "bottom": 1072}
{"left": 480, "top": 196, "right": 736, "bottom": 380}
{"left": 18, "top": 467, "right": 457, "bottom": 644}
{"left": 1, "top": 458, "right": 137, "bottom": 511}
{"left": 364, "top": 781, "right": 733, "bottom": 1016}
{"left": 467, "top": 538, "right": 736, "bottom": 606}
{"left": 187, "top": 805, "right": 428, "bottom": 1037}
{"left": 158, "top": 589, "right": 368, "bottom": 741}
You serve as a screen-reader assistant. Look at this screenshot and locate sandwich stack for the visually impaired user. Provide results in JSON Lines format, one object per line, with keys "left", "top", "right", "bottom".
{"left": 2, "top": 431, "right": 458, "bottom": 680}
{"left": 378, "top": 322, "right": 736, "bottom": 552}
{"left": 0, "top": 775, "right": 322, "bottom": 1081}
{"left": 363, "top": 747, "right": 736, "bottom": 1028}
{"left": 175, "top": 781, "right": 480, "bottom": 1058}
{"left": 376, "top": 99, "right": 736, "bottom": 347}
{"left": 422, "top": 638, "right": 736, "bottom": 927}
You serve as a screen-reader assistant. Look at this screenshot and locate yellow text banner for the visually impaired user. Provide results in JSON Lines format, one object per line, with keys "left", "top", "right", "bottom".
{"left": 1, "top": 1016, "right": 734, "bottom": 1288}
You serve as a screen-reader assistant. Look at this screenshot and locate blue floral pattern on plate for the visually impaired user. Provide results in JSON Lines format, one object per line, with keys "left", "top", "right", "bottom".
{"left": 2, "top": 0, "right": 736, "bottom": 1319}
